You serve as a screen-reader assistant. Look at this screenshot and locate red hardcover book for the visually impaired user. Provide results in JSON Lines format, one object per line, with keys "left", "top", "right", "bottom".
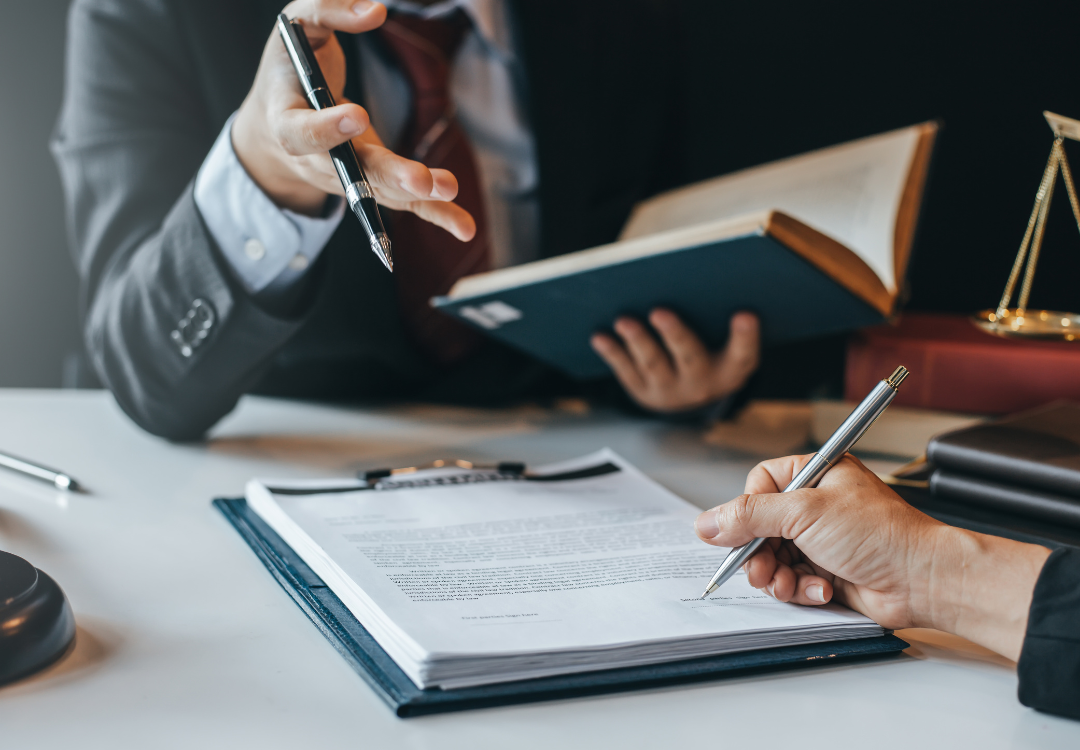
{"left": 845, "top": 313, "right": 1080, "bottom": 414}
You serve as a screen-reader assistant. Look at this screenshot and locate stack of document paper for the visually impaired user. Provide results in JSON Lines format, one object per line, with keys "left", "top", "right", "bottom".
{"left": 246, "top": 450, "right": 883, "bottom": 689}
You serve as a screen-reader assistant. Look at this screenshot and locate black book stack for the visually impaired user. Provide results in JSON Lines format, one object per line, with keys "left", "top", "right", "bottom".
{"left": 927, "top": 402, "right": 1080, "bottom": 529}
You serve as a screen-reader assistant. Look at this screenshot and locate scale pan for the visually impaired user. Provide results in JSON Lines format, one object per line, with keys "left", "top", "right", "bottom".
{"left": 972, "top": 308, "right": 1080, "bottom": 341}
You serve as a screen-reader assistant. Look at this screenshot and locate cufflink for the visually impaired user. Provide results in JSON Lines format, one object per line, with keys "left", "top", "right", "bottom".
{"left": 170, "top": 299, "right": 216, "bottom": 358}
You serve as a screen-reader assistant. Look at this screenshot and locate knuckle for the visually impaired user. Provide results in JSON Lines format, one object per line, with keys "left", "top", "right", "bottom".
{"left": 676, "top": 350, "right": 701, "bottom": 369}
{"left": 730, "top": 494, "right": 755, "bottom": 529}
{"left": 277, "top": 126, "right": 303, "bottom": 156}
{"left": 640, "top": 354, "right": 662, "bottom": 372}
{"left": 803, "top": 492, "right": 828, "bottom": 518}
{"left": 301, "top": 122, "right": 321, "bottom": 151}
{"left": 401, "top": 161, "right": 433, "bottom": 193}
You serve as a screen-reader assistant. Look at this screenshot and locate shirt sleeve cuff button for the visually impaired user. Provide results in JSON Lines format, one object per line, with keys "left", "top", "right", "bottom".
{"left": 244, "top": 238, "right": 267, "bottom": 261}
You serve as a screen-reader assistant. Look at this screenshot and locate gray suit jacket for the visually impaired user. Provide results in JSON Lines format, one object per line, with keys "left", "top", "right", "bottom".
{"left": 52, "top": 0, "right": 683, "bottom": 440}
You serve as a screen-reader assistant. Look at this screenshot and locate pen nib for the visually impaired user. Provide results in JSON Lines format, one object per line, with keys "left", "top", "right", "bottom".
{"left": 699, "top": 591, "right": 709, "bottom": 600}
{"left": 369, "top": 233, "right": 393, "bottom": 272}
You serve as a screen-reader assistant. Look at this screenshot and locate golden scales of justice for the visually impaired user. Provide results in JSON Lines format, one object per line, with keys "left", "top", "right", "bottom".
{"left": 974, "top": 111, "right": 1080, "bottom": 340}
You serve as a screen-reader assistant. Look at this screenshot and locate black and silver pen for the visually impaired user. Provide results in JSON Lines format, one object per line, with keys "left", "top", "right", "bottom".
{"left": 0, "top": 450, "right": 85, "bottom": 492}
{"left": 699, "top": 365, "right": 910, "bottom": 599}
{"left": 276, "top": 13, "right": 393, "bottom": 272}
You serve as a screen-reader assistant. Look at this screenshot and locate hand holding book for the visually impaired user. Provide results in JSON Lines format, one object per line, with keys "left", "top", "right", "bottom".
{"left": 590, "top": 309, "right": 760, "bottom": 413}
{"left": 434, "top": 124, "right": 938, "bottom": 380}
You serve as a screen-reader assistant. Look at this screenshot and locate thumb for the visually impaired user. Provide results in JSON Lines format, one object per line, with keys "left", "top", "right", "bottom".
{"left": 285, "top": 0, "right": 388, "bottom": 43}
{"left": 694, "top": 488, "right": 822, "bottom": 548}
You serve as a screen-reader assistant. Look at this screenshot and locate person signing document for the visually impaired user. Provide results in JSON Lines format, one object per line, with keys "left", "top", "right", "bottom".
{"left": 694, "top": 453, "right": 1079, "bottom": 720}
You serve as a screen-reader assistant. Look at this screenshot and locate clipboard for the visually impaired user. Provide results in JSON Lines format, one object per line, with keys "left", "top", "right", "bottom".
{"left": 213, "top": 495, "right": 908, "bottom": 717}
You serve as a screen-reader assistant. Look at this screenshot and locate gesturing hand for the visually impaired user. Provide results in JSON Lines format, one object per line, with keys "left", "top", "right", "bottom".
{"left": 693, "top": 453, "right": 1051, "bottom": 660}
{"left": 231, "top": 0, "right": 475, "bottom": 240}
{"left": 590, "top": 310, "right": 759, "bottom": 413}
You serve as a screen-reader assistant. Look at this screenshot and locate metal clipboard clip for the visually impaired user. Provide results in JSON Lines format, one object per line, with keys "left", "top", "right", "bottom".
{"left": 264, "top": 460, "right": 620, "bottom": 496}
{"left": 359, "top": 460, "right": 528, "bottom": 490}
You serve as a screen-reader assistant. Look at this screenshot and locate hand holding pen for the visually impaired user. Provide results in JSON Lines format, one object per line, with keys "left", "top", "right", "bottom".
{"left": 230, "top": 1, "right": 477, "bottom": 256}
{"left": 692, "top": 430, "right": 1052, "bottom": 661}
{"left": 698, "top": 366, "right": 909, "bottom": 599}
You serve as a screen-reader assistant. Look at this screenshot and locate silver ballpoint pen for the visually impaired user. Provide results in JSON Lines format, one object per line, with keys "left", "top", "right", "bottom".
{"left": 0, "top": 450, "right": 85, "bottom": 492}
{"left": 699, "top": 365, "right": 910, "bottom": 599}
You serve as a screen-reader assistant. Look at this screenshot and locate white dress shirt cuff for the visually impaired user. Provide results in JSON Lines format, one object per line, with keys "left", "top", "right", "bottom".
{"left": 193, "top": 112, "right": 346, "bottom": 295}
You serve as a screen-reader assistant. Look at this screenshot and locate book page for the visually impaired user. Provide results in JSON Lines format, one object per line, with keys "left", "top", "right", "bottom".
{"left": 621, "top": 127, "right": 924, "bottom": 293}
{"left": 248, "top": 450, "right": 879, "bottom": 688}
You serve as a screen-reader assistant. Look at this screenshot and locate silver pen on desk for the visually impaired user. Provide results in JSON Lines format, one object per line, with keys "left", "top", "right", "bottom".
{"left": 699, "top": 365, "right": 910, "bottom": 599}
{"left": 0, "top": 450, "right": 85, "bottom": 492}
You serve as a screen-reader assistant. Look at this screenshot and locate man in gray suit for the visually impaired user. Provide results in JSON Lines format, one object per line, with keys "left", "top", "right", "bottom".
{"left": 52, "top": 0, "right": 761, "bottom": 440}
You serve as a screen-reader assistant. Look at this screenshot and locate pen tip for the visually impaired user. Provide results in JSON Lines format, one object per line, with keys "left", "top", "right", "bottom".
{"left": 369, "top": 234, "right": 393, "bottom": 272}
{"left": 699, "top": 591, "right": 709, "bottom": 600}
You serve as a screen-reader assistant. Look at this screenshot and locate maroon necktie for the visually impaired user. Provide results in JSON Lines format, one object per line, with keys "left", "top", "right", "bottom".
{"left": 379, "top": 10, "right": 491, "bottom": 366}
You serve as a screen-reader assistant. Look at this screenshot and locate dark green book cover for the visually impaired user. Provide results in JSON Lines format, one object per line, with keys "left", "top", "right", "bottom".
{"left": 433, "top": 123, "right": 938, "bottom": 379}
{"left": 433, "top": 226, "right": 886, "bottom": 380}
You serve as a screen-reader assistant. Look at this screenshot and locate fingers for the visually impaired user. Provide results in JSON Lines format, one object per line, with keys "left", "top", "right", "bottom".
{"left": 355, "top": 140, "right": 459, "bottom": 201}
{"left": 743, "top": 543, "right": 778, "bottom": 589}
{"left": 743, "top": 454, "right": 816, "bottom": 495}
{"left": 613, "top": 317, "right": 675, "bottom": 384}
{"left": 589, "top": 317, "right": 677, "bottom": 410}
{"left": 712, "top": 312, "right": 760, "bottom": 393}
{"left": 346, "top": 140, "right": 477, "bottom": 239}
{"left": 398, "top": 197, "right": 477, "bottom": 241}
{"left": 271, "top": 102, "right": 370, "bottom": 156}
{"left": 693, "top": 484, "right": 823, "bottom": 548}
{"left": 648, "top": 309, "right": 709, "bottom": 378}
{"left": 742, "top": 542, "right": 830, "bottom": 604}
{"left": 617, "top": 309, "right": 758, "bottom": 411}
{"left": 233, "top": 1, "right": 390, "bottom": 215}
{"left": 284, "top": 0, "right": 387, "bottom": 42}
{"left": 786, "top": 565, "right": 833, "bottom": 605}
{"left": 591, "top": 334, "right": 647, "bottom": 394}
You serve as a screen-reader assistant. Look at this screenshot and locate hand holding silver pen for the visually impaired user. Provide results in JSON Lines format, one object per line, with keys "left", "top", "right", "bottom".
{"left": 698, "top": 366, "right": 909, "bottom": 598}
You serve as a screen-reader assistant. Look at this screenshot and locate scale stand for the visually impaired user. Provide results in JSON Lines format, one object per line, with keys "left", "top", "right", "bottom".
{"left": 974, "top": 111, "right": 1080, "bottom": 340}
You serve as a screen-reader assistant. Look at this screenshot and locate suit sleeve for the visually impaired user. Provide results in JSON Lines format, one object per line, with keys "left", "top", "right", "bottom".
{"left": 1017, "top": 546, "right": 1080, "bottom": 719}
{"left": 51, "top": 0, "right": 313, "bottom": 441}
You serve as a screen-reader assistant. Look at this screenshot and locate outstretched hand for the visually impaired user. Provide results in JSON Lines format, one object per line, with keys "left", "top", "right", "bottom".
{"left": 231, "top": 0, "right": 475, "bottom": 240}
{"left": 693, "top": 453, "right": 1051, "bottom": 660}
{"left": 590, "top": 310, "right": 759, "bottom": 413}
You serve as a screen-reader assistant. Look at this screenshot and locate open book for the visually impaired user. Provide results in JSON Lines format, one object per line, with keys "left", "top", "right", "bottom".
{"left": 433, "top": 124, "right": 937, "bottom": 379}
{"left": 246, "top": 450, "right": 882, "bottom": 689}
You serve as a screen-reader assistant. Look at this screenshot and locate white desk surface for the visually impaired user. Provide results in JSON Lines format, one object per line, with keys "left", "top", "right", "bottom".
{"left": 0, "top": 389, "right": 1074, "bottom": 748}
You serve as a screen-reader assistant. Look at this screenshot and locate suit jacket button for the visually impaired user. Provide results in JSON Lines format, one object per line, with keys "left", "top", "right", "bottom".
{"left": 170, "top": 298, "right": 216, "bottom": 357}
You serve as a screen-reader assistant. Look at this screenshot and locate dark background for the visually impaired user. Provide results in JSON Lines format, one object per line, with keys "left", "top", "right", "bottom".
{"left": 1, "top": 1, "right": 1079, "bottom": 386}
{"left": 0, "top": 0, "right": 79, "bottom": 386}
{"left": 679, "top": 0, "right": 1080, "bottom": 314}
